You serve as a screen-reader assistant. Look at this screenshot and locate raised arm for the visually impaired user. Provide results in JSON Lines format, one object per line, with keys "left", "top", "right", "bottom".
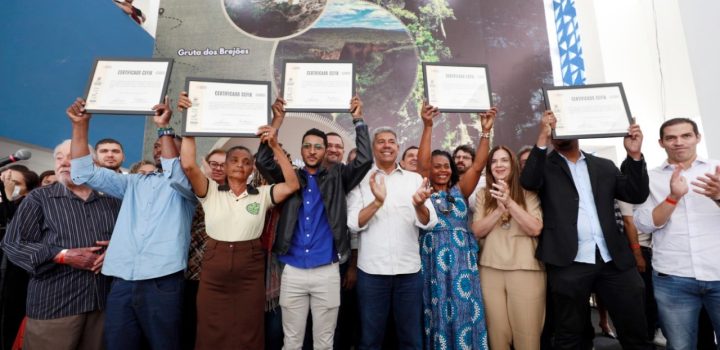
{"left": 154, "top": 96, "right": 179, "bottom": 159}
{"left": 258, "top": 125, "right": 299, "bottom": 203}
{"left": 520, "top": 110, "right": 555, "bottom": 191}
{"left": 255, "top": 98, "right": 286, "bottom": 183}
{"left": 457, "top": 107, "right": 496, "bottom": 198}
{"left": 615, "top": 123, "right": 649, "bottom": 204}
{"left": 416, "top": 100, "right": 439, "bottom": 179}
{"left": 68, "top": 98, "right": 92, "bottom": 159}
{"left": 180, "top": 136, "right": 209, "bottom": 197}
{"left": 341, "top": 95, "right": 373, "bottom": 192}
{"left": 178, "top": 92, "right": 210, "bottom": 197}
{"left": 67, "top": 98, "right": 128, "bottom": 198}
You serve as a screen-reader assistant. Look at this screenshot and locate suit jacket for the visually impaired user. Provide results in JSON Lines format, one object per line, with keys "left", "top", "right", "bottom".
{"left": 520, "top": 146, "right": 649, "bottom": 269}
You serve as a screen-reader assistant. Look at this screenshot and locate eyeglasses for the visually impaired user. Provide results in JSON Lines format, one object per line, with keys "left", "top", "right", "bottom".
{"left": 302, "top": 143, "right": 325, "bottom": 151}
{"left": 208, "top": 161, "right": 225, "bottom": 169}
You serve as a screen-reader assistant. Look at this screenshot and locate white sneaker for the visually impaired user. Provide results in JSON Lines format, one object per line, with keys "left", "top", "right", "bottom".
{"left": 653, "top": 329, "right": 667, "bottom": 347}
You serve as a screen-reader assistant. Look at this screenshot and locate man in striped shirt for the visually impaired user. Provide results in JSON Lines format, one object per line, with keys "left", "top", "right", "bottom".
{"left": 1, "top": 140, "right": 121, "bottom": 349}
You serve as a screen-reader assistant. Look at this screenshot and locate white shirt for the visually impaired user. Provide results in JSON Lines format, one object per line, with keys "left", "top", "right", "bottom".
{"left": 467, "top": 175, "right": 485, "bottom": 214}
{"left": 617, "top": 200, "right": 651, "bottom": 248}
{"left": 347, "top": 164, "right": 438, "bottom": 275}
{"left": 633, "top": 159, "right": 720, "bottom": 281}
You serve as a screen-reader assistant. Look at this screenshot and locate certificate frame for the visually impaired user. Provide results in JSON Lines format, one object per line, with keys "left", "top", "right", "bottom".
{"left": 281, "top": 60, "right": 355, "bottom": 113}
{"left": 543, "top": 82, "right": 632, "bottom": 140}
{"left": 421, "top": 62, "right": 493, "bottom": 113}
{"left": 181, "top": 77, "right": 271, "bottom": 138}
{"left": 82, "top": 57, "right": 173, "bottom": 115}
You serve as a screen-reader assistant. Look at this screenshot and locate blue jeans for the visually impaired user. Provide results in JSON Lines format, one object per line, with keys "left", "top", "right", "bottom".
{"left": 104, "top": 271, "right": 184, "bottom": 350}
{"left": 653, "top": 271, "right": 720, "bottom": 350}
{"left": 356, "top": 269, "right": 422, "bottom": 350}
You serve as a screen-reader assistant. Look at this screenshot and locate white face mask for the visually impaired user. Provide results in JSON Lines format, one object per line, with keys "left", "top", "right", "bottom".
{"left": 11, "top": 186, "right": 21, "bottom": 200}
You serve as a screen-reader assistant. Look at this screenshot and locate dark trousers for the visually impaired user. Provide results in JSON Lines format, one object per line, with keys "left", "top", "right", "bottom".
{"left": 266, "top": 308, "right": 284, "bottom": 350}
{"left": 547, "top": 253, "right": 652, "bottom": 350}
{"left": 0, "top": 260, "right": 28, "bottom": 350}
{"left": 180, "top": 280, "right": 199, "bottom": 350}
{"left": 639, "top": 247, "right": 658, "bottom": 340}
{"left": 104, "top": 271, "right": 184, "bottom": 350}
{"left": 356, "top": 270, "right": 422, "bottom": 350}
{"left": 698, "top": 307, "right": 717, "bottom": 350}
{"left": 334, "top": 262, "right": 360, "bottom": 350}
{"left": 540, "top": 283, "right": 555, "bottom": 350}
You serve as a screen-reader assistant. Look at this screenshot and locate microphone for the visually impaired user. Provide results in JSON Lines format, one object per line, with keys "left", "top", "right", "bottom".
{"left": 0, "top": 149, "right": 32, "bottom": 168}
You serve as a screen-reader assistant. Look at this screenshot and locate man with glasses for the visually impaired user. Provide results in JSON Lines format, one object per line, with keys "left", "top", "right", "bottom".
{"left": 325, "top": 132, "right": 345, "bottom": 167}
{"left": 255, "top": 96, "right": 373, "bottom": 349}
{"left": 452, "top": 144, "right": 475, "bottom": 176}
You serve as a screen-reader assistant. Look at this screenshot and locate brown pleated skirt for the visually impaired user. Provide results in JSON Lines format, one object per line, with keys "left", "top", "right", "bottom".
{"left": 195, "top": 238, "right": 265, "bottom": 350}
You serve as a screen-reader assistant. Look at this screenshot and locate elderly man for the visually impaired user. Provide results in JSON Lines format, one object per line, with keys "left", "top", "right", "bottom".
{"left": 634, "top": 118, "right": 720, "bottom": 350}
{"left": 67, "top": 97, "right": 197, "bottom": 350}
{"left": 347, "top": 127, "right": 437, "bottom": 350}
{"left": 2, "top": 140, "right": 121, "bottom": 349}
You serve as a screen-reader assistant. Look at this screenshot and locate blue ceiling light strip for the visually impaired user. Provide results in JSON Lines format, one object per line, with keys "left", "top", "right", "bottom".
{"left": 553, "top": 0, "right": 586, "bottom": 86}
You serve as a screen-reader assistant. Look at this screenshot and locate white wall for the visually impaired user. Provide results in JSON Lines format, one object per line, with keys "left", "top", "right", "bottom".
{"left": 677, "top": 0, "right": 720, "bottom": 160}
{"left": 547, "top": 0, "right": 710, "bottom": 166}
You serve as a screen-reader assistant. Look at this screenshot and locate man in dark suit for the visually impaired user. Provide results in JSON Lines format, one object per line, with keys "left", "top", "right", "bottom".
{"left": 521, "top": 110, "right": 652, "bottom": 350}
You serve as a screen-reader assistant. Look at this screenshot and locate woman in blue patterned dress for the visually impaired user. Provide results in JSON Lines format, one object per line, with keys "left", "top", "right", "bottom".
{"left": 416, "top": 102, "right": 497, "bottom": 349}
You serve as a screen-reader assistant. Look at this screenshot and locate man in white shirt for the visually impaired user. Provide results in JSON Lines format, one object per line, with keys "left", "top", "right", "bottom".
{"left": 347, "top": 127, "right": 438, "bottom": 350}
{"left": 633, "top": 118, "right": 720, "bottom": 350}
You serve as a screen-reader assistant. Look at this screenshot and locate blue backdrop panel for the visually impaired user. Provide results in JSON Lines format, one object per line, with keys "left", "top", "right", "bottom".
{"left": 0, "top": 0, "right": 154, "bottom": 163}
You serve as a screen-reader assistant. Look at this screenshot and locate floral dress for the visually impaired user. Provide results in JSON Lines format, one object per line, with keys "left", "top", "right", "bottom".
{"left": 420, "top": 185, "right": 488, "bottom": 350}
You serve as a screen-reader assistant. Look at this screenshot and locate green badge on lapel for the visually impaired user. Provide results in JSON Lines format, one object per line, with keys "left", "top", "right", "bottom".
{"left": 246, "top": 202, "right": 260, "bottom": 215}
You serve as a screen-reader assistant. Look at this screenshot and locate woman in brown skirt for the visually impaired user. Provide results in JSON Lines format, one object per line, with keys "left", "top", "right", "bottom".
{"left": 179, "top": 94, "right": 299, "bottom": 349}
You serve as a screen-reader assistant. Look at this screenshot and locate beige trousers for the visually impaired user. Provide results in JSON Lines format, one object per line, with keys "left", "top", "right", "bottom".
{"left": 25, "top": 310, "right": 105, "bottom": 350}
{"left": 280, "top": 263, "right": 341, "bottom": 350}
{"left": 480, "top": 266, "right": 546, "bottom": 350}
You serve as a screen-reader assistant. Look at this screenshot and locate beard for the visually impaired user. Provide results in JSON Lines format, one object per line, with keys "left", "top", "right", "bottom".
{"left": 552, "top": 139, "right": 577, "bottom": 152}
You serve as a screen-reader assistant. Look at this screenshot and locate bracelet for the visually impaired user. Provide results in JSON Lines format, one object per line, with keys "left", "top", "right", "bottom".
{"left": 157, "top": 127, "right": 175, "bottom": 138}
{"left": 352, "top": 118, "right": 365, "bottom": 126}
{"left": 630, "top": 243, "right": 641, "bottom": 250}
{"left": 480, "top": 131, "right": 492, "bottom": 139}
{"left": 57, "top": 249, "right": 68, "bottom": 264}
{"left": 664, "top": 196, "right": 678, "bottom": 206}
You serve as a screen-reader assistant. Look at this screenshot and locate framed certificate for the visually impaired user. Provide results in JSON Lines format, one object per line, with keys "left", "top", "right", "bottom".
{"left": 422, "top": 63, "right": 493, "bottom": 112}
{"left": 543, "top": 83, "right": 632, "bottom": 139}
{"left": 83, "top": 57, "right": 173, "bottom": 115}
{"left": 281, "top": 60, "right": 355, "bottom": 113}
{"left": 181, "top": 78, "right": 271, "bottom": 137}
